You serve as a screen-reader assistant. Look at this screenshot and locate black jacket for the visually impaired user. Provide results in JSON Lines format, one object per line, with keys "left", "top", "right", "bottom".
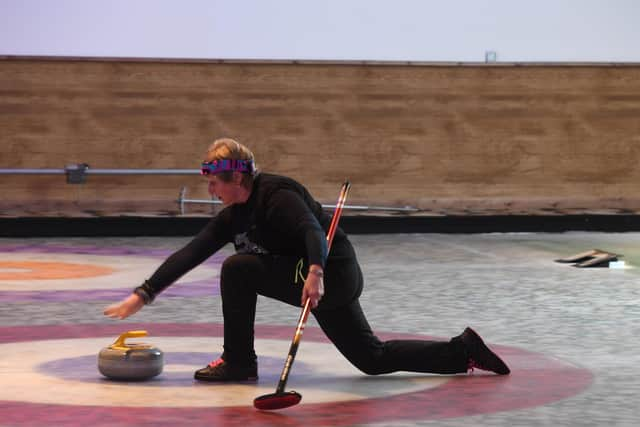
{"left": 137, "top": 173, "right": 346, "bottom": 301}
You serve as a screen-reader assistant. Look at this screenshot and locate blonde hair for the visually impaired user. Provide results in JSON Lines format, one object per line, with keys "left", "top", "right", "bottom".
{"left": 204, "top": 138, "right": 257, "bottom": 187}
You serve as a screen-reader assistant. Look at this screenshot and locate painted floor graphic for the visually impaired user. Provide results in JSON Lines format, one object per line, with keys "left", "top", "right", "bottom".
{"left": 0, "top": 323, "right": 592, "bottom": 426}
{"left": 0, "top": 240, "right": 595, "bottom": 426}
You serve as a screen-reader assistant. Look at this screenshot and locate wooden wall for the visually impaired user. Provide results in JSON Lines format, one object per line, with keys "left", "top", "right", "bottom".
{"left": 1, "top": 58, "right": 640, "bottom": 216}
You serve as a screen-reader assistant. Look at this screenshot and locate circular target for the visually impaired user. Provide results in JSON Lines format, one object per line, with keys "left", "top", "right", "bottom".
{"left": 0, "top": 261, "right": 114, "bottom": 280}
{"left": 0, "top": 323, "right": 593, "bottom": 426}
{"left": 0, "top": 244, "right": 225, "bottom": 301}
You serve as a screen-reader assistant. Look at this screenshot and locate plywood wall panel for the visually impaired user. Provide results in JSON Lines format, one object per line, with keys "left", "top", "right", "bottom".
{"left": 2, "top": 58, "right": 640, "bottom": 216}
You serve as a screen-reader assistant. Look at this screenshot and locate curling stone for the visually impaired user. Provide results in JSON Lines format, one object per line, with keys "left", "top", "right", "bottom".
{"left": 98, "top": 330, "right": 163, "bottom": 380}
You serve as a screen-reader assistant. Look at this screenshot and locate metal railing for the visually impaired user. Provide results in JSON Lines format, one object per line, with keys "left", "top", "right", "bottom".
{"left": 0, "top": 166, "right": 419, "bottom": 214}
{"left": 177, "top": 187, "right": 419, "bottom": 215}
{"left": 0, "top": 165, "right": 199, "bottom": 183}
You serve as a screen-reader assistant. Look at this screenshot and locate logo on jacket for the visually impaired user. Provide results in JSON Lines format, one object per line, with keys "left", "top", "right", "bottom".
{"left": 234, "top": 232, "right": 269, "bottom": 255}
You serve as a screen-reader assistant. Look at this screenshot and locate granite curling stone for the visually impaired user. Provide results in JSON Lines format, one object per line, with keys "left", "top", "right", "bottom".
{"left": 98, "top": 330, "right": 163, "bottom": 380}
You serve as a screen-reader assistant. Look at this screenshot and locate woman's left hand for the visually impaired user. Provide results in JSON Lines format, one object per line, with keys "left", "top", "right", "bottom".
{"left": 103, "top": 292, "right": 145, "bottom": 320}
{"left": 301, "top": 266, "right": 324, "bottom": 308}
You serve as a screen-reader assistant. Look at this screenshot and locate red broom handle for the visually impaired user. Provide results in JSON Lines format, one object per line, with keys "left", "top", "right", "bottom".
{"left": 275, "top": 180, "right": 351, "bottom": 393}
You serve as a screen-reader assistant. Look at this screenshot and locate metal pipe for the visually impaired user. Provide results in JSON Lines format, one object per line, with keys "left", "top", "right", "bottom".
{"left": 181, "top": 198, "right": 418, "bottom": 211}
{"left": 0, "top": 168, "right": 66, "bottom": 174}
{"left": 0, "top": 169, "right": 420, "bottom": 213}
{"left": 177, "top": 187, "right": 419, "bottom": 214}
{"left": 180, "top": 198, "right": 418, "bottom": 211}
{"left": 321, "top": 204, "right": 419, "bottom": 212}
{"left": 0, "top": 168, "right": 200, "bottom": 175}
{"left": 88, "top": 169, "right": 199, "bottom": 175}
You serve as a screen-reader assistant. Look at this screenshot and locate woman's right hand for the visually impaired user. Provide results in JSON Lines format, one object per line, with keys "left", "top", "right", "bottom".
{"left": 103, "top": 293, "right": 145, "bottom": 320}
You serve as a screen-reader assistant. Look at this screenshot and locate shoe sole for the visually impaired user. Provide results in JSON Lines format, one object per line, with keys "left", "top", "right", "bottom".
{"left": 194, "top": 374, "right": 258, "bottom": 382}
{"left": 466, "top": 327, "right": 510, "bottom": 375}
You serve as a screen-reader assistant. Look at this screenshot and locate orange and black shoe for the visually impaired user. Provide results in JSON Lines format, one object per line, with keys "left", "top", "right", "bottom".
{"left": 461, "top": 327, "right": 510, "bottom": 375}
{"left": 194, "top": 357, "right": 258, "bottom": 382}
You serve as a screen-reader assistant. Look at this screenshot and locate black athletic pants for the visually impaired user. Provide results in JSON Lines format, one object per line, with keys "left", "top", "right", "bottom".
{"left": 219, "top": 238, "right": 469, "bottom": 375}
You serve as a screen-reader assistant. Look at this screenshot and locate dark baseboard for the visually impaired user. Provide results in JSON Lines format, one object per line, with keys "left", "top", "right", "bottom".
{"left": 2, "top": 215, "right": 640, "bottom": 237}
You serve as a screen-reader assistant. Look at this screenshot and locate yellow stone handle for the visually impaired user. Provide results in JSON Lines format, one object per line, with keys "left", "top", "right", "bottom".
{"left": 111, "top": 330, "right": 148, "bottom": 350}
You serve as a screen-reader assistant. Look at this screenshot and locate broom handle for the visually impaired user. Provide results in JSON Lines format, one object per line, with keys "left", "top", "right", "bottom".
{"left": 275, "top": 181, "right": 351, "bottom": 394}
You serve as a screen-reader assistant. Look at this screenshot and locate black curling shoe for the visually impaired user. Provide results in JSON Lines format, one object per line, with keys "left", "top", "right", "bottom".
{"left": 194, "top": 357, "right": 258, "bottom": 382}
{"left": 461, "top": 327, "right": 511, "bottom": 375}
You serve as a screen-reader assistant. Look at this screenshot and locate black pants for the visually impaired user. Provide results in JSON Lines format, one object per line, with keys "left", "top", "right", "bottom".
{"left": 219, "top": 238, "right": 468, "bottom": 375}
